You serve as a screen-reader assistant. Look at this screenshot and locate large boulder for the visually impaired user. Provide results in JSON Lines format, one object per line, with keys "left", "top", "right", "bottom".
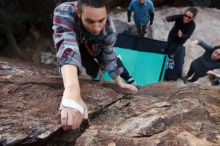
{"left": 76, "top": 82, "right": 220, "bottom": 146}
{"left": 1, "top": 57, "right": 220, "bottom": 146}
{"left": 0, "top": 57, "right": 62, "bottom": 145}
{"left": 0, "top": 57, "right": 125, "bottom": 146}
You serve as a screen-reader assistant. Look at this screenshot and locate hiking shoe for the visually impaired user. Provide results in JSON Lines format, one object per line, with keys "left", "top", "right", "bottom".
{"left": 213, "top": 79, "right": 220, "bottom": 86}
{"left": 92, "top": 74, "right": 100, "bottom": 82}
{"left": 126, "top": 78, "right": 138, "bottom": 87}
{"left": 181, "top": 76, "right": 189, "bottom": 84}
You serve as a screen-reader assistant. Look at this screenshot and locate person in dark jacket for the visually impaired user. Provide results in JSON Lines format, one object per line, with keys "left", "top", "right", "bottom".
{"left": 163, "top": 7, "right": 198, "bottom": 58}
{"left": 183, "top": 39, "right": 220, "bottom": 83}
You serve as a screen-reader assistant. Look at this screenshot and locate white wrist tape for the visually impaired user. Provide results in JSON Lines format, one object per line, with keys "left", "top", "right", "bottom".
{"left": 59, "top": 98, "right": 84, "bottom": 114}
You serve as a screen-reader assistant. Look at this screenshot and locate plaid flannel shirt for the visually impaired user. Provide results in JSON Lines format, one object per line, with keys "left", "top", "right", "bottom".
{"left": 52, "top": 2, "right": 122, "bottom": 79}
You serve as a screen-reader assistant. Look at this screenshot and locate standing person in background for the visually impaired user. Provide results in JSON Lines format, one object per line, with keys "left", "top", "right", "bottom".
{"left": 163, "top": 7, "right": 198, "bottom": 58}
{"left": 183, "top": 39, "right": 220, "bottom": 83}
{"left": 127, "top": 0, "right": 155, "bottom": 37}
{"left": 53, "top": 0, "right": 138, "bottom": 130}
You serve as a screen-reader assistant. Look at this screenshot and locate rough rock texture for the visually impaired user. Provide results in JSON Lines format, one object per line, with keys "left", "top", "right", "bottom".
{"left": 1, "top": 57, "right": 220, "bottom": 146}
{"left": 76, "top": 82, "right": 220, "bottom": 146}
{"left": 0, "top": 57, "right": 62, "bottom": 145}
{"left": 0, "top": 57, "right": 125, "bottom": 146}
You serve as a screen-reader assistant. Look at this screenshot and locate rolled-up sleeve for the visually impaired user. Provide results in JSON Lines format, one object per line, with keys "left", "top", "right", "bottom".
{"left": 52, "top": 3, "right": 82, "bottom": 73}
{"left": 102, "top": 17, "right": 123, "bottom": 79}
{"left": 165, "top": 14, "right": 181, "bottom": 22}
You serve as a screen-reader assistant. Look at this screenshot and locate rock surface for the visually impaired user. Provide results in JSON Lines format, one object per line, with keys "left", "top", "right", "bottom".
{"left": 1, "top": 57, "right": 220, "bottom": 146}
{"left": 76, "top": 82, "right": 220, "bottom": 146}
{"left": 0, "top": 57, "right": 125, "bottom": 146}
{"left": 0, "top": 57, "right": 62, "bottom": 145}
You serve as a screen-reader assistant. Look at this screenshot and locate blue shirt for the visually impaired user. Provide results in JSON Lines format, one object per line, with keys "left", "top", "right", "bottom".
{"left": 128, "top": 0, "right": 154, "bottom": 26}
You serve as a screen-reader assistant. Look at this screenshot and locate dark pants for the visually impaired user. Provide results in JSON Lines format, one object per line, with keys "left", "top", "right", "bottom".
{"left": 164, "top": 46, "right": 185, "bottom": 81}
{"left": 185, "top": 65, "right": 201, "bottom": 82}
{"left": 166, "top": 35, "right": 186, "bottom": 57}
{"left": 166, "top": 41, "right": 182, "bottom": 57}
{"left": 80, "top": 45, "right": 101, "bottom": 78}
{"left": 117, "top": 58, "right": 132, "bottom": 81}
{"left": 136, "top": 24, "right": 147, "bottom": 37}
{"left": 80, "top": 45, "right": 132, "bottom": 81}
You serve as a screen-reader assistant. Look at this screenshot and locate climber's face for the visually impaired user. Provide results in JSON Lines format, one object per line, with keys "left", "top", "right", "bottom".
{"left": 78, "top": 6, "right": 107, "bottom": 35}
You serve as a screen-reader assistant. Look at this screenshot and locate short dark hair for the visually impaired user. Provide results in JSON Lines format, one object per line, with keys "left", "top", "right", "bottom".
{"left": 77, "top": 0, "right": 109, "bottom": 14}
{"left": 212, "top": 46, "right": 220, "bottom": 61}
{"left": 185, "top": 7, "right": 198, "bottom": 18}
{"left": 213, "top": 46, "right": 220, "bottom": 50}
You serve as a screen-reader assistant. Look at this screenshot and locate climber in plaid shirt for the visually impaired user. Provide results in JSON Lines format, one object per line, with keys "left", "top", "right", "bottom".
{"left": 53, "top": 0, "right": 137, "bottom": 131}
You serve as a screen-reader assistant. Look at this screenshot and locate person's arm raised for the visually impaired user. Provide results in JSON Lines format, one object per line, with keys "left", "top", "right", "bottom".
{"left": 60, "top": 65, "right": 88, "bottom": 130}
{"left": 189, "top": 39, "right": 213, "bottom": 51}
{"left": 188, "top": 39, "right": 199, "bottom": 48}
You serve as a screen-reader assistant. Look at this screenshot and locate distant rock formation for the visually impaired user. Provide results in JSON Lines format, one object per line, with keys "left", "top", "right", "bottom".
{"left": 109, "top": 0, "right": 220, "bottom": 8}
